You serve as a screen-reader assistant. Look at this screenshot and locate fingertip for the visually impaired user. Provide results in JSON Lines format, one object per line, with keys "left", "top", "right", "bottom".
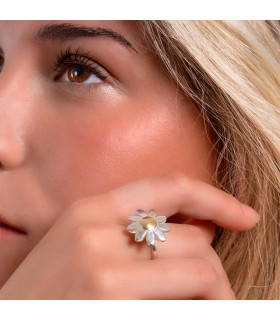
{"left": 241, "top": 204, "right": 260, "bottom": 224}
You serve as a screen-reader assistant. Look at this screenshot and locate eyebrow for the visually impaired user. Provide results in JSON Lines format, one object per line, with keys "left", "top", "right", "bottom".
{"left": 36, "top": 23, "right": 138, "bottom": 54}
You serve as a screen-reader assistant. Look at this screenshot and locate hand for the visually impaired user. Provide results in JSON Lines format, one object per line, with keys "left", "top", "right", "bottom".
{"left": 0, "top": 172, "right": 259, "bottom": 299}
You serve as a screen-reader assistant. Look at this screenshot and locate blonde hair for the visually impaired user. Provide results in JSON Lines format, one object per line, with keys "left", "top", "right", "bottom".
{"left": 136, "top": 20, "right": 280, "bottom": 299}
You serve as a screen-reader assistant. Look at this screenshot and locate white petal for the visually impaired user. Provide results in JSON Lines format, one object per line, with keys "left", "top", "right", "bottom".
{"left": 146, "top": 230, "right": 155, "bottom": 245}
{"left": 135, "top": 228, "right": 146, "bottom": 242}
{"left": 157, "top": 223, "right": 170, "bottom": 232}
{"left": 128, "top": 216, "right": 142, "bottom": 222}
{"left": 128, "top": 229, "right": 138, "bottom": 234}
{"left": 154, "top": 228, "right": 166, "bottom": 241}
{"left": 127, "top": 222, "right": 141, "bottom": 232}
{"left": 148, "top": 209, "right": 156, "bottom": 218}
{"left": 137, "top": 209, "right": 148, "bottom": 217}
{"left": 155, "top": 216, "right": 167, "bottom": 223}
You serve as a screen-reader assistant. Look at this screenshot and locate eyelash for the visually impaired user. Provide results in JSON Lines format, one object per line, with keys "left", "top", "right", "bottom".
{"left": 52, "top": 45, "right": 109, "bottom": 83}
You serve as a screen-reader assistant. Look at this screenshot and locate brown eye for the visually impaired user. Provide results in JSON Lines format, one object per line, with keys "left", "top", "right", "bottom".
{"left": 68, "top": 64, "right": 91, "bottom": 83}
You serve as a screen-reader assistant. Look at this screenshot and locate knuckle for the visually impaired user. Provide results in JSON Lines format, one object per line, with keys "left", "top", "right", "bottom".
{"left": 73, "top": 224, "right": 105, "bottom": 257}
{"left": 73, "top": 224, "right": 94, "bottom": 250}
{"left": 60, "top": 195, "right": 110, "bottom": 227}
{"left": 195, "top": 259, "right": 219, "bottom": 285}
{"left": 66, "top": 195, "right": 106, "bottom": 220}
{"left": 167, "top": 171, "right": 191, "bottom": 191}
{"left": 73, "top": 259, "right": 110, "bottom": 298}
{"left": 94, "top": 265, "right": 121, "bottom": 299}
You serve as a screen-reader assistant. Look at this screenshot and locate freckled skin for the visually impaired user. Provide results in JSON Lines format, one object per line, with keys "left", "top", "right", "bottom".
{"left": 0, "top": 21, "right": 217, "bottom": 288}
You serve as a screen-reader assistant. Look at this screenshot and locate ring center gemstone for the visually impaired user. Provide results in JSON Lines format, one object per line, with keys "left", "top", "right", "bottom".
{"left": 141, "top": 217, "right": 157, "bottom": 231}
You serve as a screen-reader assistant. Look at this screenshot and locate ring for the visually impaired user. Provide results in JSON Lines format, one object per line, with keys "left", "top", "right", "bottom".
{"left": 127, "top": 209, "right": 171, "bottom": 259}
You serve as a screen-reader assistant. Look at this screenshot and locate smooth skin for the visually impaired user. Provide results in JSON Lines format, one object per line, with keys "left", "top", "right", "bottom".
{"left": 0, "top": 21, "right": 259, "bottom": 299}
{"left": 0, "top": 172, "right": 260, "bottom": 299}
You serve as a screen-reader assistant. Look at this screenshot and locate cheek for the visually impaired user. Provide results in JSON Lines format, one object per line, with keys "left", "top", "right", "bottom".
{"left": 63, "top": 104, "right": 215, "bottom": 198}
{"left": 33, "top": 99, "right": 216, "bottom": 208}
{"left": 101, "top": 103, "right": 216, "bottom": 187}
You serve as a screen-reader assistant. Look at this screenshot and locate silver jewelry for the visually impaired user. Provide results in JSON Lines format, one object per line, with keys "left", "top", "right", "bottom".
{"left": 127, "top": 209, "right": 170, "bottom": 258}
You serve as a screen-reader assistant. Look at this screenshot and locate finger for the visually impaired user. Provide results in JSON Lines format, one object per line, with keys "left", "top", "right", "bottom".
{"left": 78, "top": 171, "right": 259, "bottom": 231}
{"left": 75, "top": 222, "right": 233, "bottom": 296}
{"left": 84, "top": 223, "right": 218, "bottom": 264}
{"left": 101, "top": 257, "right": 235, "bottom": 300}
{"left": 127, "top": 223, "right": 215, "bottom": 260}
{"left": 126, "top": 222, "right": 231, "bottom": 288}
{"left": 167, "top": 213, "right": 216, "bottom": 245}
{"left": 182, "top": 219, "right": 216, "bottom": 244}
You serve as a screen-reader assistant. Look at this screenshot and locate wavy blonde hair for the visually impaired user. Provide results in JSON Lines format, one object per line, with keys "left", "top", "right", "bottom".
{"left": 136, "top": 20, "right": 280, "bottom": 300}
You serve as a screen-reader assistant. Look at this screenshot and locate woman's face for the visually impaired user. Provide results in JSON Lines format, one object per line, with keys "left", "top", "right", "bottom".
{"left": 0, "top": 21, "right": 216, "bottom": 287}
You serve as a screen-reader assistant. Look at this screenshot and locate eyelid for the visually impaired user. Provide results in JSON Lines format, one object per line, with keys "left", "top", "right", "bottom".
{"left": 53, "top": 52, "right": 104, "bottom": 73}
{"left": 52, "top": 45, "right": 108, "bottom": 74}
{"left": 52, "top": 46, "right": 112, "bottom": 86}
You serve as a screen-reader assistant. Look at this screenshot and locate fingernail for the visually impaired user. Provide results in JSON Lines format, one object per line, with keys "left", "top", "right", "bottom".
{"left": 242, "top": 204, "right": 260, "bottom": 223}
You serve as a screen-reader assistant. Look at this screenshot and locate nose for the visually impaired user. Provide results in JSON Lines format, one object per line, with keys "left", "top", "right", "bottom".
{"left": 0, "top": 131, "right": 25, "bottom": 170}
{"left": 0, "top": 68, "right": 29, "bottom": 170}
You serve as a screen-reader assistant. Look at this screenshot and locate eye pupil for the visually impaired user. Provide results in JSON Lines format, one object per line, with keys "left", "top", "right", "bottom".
{"left": 68, "top": 64, "right": 90, "bottom": 83}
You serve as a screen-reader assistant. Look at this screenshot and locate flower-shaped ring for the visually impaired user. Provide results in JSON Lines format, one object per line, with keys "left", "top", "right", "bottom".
{"left": 127, "top": 209, "right": 170, "bottom": 256}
